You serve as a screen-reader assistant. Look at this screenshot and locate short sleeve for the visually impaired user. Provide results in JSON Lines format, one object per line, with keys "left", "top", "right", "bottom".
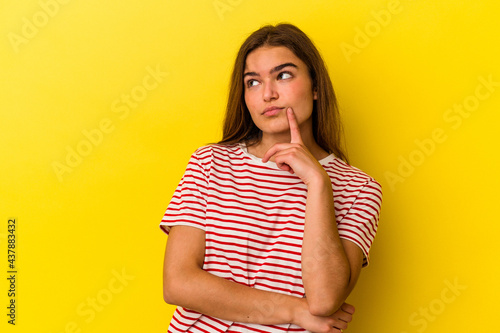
{"left": 337, "top": 179, "right": 382, "bottom": 267}
{"left": 159, "top": 148, "right": 211, "bottom": 235}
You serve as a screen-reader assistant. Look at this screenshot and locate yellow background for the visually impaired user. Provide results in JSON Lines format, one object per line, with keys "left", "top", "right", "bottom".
{"left": 1, "top": 0, "right": 499, "bottom": 332}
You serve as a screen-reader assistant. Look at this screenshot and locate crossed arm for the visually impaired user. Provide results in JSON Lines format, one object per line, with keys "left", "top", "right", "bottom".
{"left": 163, "top": 108, "right": 365, "bottom": 332}
{"left": 163, "top": 225, "right": 361, "bottom": 332}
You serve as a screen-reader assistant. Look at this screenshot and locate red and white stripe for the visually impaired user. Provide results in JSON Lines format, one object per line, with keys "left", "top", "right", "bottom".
{"left": 160, "top": 144, "right": 382, "bottom": 332}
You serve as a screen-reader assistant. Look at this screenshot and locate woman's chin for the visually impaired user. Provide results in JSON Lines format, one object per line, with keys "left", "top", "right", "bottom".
{"left": 260, "top": 128, "right": 291, "bottom": 141}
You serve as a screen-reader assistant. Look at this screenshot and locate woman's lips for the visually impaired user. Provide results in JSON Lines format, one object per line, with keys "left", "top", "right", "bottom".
{"left": 262, "top": 107, "right": 285, "bottom": 116}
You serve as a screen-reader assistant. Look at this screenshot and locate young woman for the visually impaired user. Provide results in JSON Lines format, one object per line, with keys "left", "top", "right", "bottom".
{"left": 160, "top": 23, "right": 382, "bottom": 333}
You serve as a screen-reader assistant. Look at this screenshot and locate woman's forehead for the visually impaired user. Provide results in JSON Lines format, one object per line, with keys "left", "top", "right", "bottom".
{"left": 244, "top": 46, "right": 305, "bottom": 72}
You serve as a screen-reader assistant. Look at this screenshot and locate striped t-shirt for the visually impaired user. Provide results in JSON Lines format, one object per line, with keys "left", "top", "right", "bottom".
{"left": 160, "top": 143, "right": 382, "bottom": 333}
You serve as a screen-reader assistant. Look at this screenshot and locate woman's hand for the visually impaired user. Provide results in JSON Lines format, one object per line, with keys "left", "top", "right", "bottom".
{"left": 262, "top": 107, "right": 329, "bottom": 186}
{"left": 293, "top": 299, "right": 355, "bottom": 333}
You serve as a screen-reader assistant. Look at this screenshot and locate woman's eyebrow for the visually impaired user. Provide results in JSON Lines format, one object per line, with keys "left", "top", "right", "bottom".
{"left": 270, "top": 62, "right": 298, "bottom": 74}
{"left": 243, "top": 62, "right": 298, "bottom": 79}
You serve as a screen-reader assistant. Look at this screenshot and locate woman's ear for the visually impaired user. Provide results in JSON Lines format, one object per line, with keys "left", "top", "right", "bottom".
{"left": 313, "top": 88, "right": 318, "bottom": 100}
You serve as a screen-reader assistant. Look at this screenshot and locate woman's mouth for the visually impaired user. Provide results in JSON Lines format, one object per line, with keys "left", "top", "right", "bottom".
{"left": 262, "top": 106, "right": 285, "bottom": 116}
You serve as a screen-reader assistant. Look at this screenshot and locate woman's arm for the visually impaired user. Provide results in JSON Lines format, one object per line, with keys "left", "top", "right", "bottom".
{"left": 262, "top": 108, "right": 364, "bottom": 317}
{"left": 301, "top": 178, "right": 364, "bottom": 316}
{"left": 163, "top": 225, "right": 353, "bottom": 332}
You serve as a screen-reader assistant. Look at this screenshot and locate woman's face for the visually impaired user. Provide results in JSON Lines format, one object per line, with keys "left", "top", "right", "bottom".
{"left": 243, "top": 46, "right": 317, "bottom": 139}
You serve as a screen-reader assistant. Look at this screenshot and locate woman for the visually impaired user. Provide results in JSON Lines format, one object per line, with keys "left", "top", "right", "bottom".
{"left": 160, "top": 23, "right": 382, "bottom": 333}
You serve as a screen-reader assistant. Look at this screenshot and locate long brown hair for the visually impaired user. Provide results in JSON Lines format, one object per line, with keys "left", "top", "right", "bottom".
{"left": 218, "top": 23, "right": 348, "bottom": 163}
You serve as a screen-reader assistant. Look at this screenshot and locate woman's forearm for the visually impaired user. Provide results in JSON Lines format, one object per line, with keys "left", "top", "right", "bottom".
{"left": 164, "top": 265, "right": 303, "bottom": 325}
{"left": 301, "top": 176, "right": 351, "bottom": 316}
{"left": 164, "top": 264, "right": 354, "bottom": 332}
{"left": 163, "top": 226, "right": 308, "bottom": 326}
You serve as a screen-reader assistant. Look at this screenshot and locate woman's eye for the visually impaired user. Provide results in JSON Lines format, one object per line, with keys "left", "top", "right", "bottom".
{"left": 278, "top": 72, "right": 292, "bottom": 80}
{"left": 246, "top": 80, "right": 259, "bottom": 87}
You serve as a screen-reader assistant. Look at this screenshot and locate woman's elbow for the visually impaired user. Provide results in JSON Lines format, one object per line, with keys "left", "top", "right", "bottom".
{"left": 307, "top": 285, "right": 349, "bottom": 316}
{"left": 163, "top": 273, "right": 183, "bottom": 305}
{"left": 163, "top": 265, "right": 201, "bottom": 305}
{"left": 163, "top": 279, "right": 174, "bottom": 304}
{"left": 308, "top": 298, "right": 344, "bottom": 317}
{"left": 163, "top": 289, "right": 175, "bottom": 305}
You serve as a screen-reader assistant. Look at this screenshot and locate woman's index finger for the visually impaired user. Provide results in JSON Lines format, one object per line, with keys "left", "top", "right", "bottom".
{"left": 287, "top": 107, "right": 303, "bottom": 144}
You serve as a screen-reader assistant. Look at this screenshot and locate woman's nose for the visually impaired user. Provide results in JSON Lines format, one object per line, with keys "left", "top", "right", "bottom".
{"left": 263, "top": 81, "right": 279, "bottom": 101}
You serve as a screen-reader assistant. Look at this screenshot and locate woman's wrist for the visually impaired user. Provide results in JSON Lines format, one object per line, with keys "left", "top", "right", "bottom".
{"left": 289, "top": 297, "right": 309, "bottom": 326}
{"left": 305, "top": 171, "right": 332, "bottom": 191}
